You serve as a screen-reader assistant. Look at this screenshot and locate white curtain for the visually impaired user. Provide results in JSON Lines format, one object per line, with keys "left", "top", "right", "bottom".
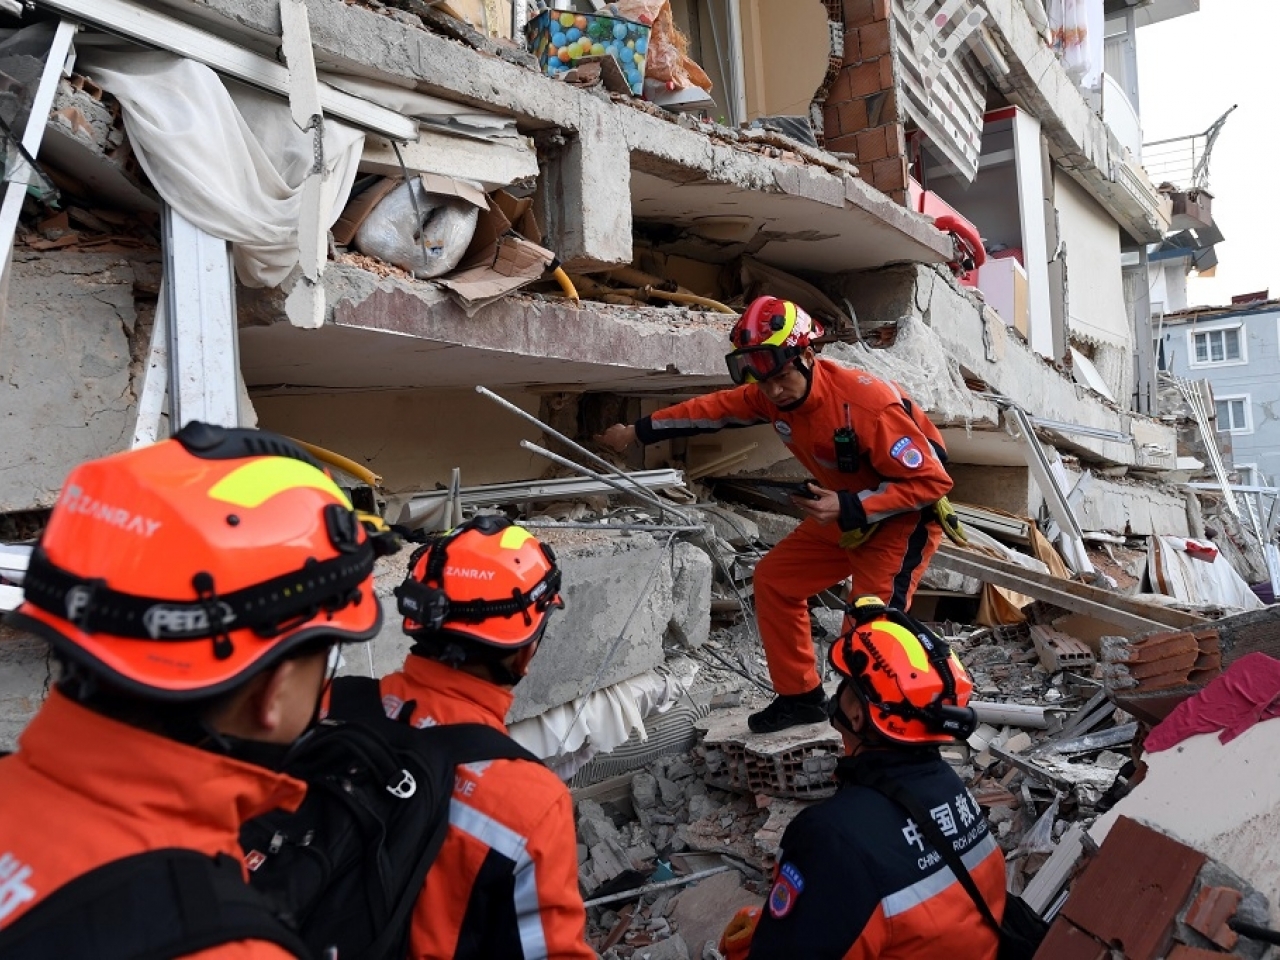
{"left": 1048, "top": 0, "right": 1105, "bottom": 91}
{"left": 82, "top": 50, "right": 365, "bottom": 287}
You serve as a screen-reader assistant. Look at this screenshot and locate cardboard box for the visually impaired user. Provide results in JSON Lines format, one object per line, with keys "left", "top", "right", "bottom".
{"left": 978, "top": 257, "right": 1029, "bottom": 340}
{"left": 525, "top": 9, "right": 651, "bottom": 96}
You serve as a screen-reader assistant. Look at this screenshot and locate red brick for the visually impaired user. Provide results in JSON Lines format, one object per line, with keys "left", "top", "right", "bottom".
{"left": 827, "top": 69, "right": 854, "bottom": 104}
{"left": 842, "top": 30, "right": 861, "bottom": 65}
{"left": 886, "top": 187, "right": 908, "bottom": 206}
{"left": 826, "top": 133, "right": 859, "bottom": 155}
{"left": 884, "top": 122, "right": 905, "bottom": 155}
{"left": 855, "top": 126, "right": 889, "bottom": 163}
{"left": 870, "top": 0, "right": 890, "bottom": 20}
{"left": 836, "top": 98, "right": 869, "bottom": 136}
{"left": 849, "top": 59, "right": 883, "bottom": 96}
{"left": 1184, "top": 885, "right": 1241, "bottom": 950}
{"left": 871, "top": 156, "right": 907, "bottom": 193}
{"left": 1035, "top": 918, "right": 1109, "bottom": 960}
{"left": 859, "top": 19, "right": 891, "bottom": 58}
{"left": 878, "top": 54, "right": 896, "bottom": 88}
{"left": 842, "top": 0, "right": 876, "bottom": 27}
{"left": 1060, "top": 816, "right": 1205, "bottom": 960}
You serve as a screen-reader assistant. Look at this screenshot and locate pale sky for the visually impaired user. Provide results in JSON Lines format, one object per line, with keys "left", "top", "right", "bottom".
{"left": 1137, "top": 0, "right": 1280, "bottom": 308}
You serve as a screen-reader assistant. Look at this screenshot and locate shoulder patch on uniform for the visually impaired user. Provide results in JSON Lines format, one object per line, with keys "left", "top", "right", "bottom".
{"left": 892, "top": 437, "right": 923, "bottom": 469}
{"left": 773, "top": 420, "right": 792, "bottom": 441}
{"left": 768, "top": 862, "right": 805, "bottom": 919}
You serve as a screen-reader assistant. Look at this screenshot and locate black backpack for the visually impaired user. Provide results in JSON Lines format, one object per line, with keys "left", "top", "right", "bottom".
{"left": 0, "top": 848, "right": 309, "bottom": 960}
{"left": 0, "top": 676, "right": 539, "bottom": 960}
{"left": 240, "top": 675, "right": 540, "bottom": 960}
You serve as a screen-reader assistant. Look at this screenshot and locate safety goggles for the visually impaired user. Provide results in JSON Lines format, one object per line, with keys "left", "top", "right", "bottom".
{"left": 827, "top": 677, "right": 858, "bottom": 735}
{"left": 725, "top": 344, "right": 802, "bottom": 385}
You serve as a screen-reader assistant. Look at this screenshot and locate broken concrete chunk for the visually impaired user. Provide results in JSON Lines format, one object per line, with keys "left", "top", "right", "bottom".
{"left": 669, "top": 871, "right": 757, "bottom": 957}
{"left": 634, "top": 933, "right": 689, "bottom": 960}
{"left": 632, "top": 771, "right": 659, "bottom": 810}
{"left": 578, "top": 799, "right": 622, "bottom": 847}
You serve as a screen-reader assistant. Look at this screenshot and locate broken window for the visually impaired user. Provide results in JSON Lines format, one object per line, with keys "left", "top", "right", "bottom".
{"left": 1214, "top": 396, "right": 1249, "bottom": 434}
{"left": 1193, "top": 327, "right": 1242, "bottom": 365}
{"left": 666, "top": 0, "right": 829, "bottom": 129}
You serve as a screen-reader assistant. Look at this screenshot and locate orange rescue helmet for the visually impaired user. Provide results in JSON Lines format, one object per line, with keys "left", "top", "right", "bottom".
{"left": 828, "top": 596, "right": 977, "bottom": 746}
{"left": 726, "top": 297, "right": 825, "bottom": 385}
{"left": 9, "top": 422, "right": 390, "bottom": 701}
{"left": 395, "top": 515, "right": 563, "bottom": 651}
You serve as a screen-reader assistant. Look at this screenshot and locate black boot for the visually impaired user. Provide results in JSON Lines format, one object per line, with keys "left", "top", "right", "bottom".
{"left": 748, "top": 686, "right": 828, "bottom": 734}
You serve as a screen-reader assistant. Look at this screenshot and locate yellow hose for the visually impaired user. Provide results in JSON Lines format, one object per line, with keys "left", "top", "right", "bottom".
{"left": 643, "top": 287, "right": 737, "bottom": 315}
{"left": 564, "top": 273, "right": 734, "bottom": 314}
{"left": 553, "top": 266, "right": 579, "bottom": 302}
{"left": 288, "top": 437, "right": 383, "bottom": 488}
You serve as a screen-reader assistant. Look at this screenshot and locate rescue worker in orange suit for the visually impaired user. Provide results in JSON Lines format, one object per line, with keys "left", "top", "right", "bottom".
{"left": 720, "top": 598, "right": 1005, "bottom": 960}
{"left": 378, "top": 515, "right": 594, "bottom": 960}
{"left": 0, "top": 422, "right": 389, "bottom": 958}
{"left": 598, "top": 296, "right": 954, "bottom": 733}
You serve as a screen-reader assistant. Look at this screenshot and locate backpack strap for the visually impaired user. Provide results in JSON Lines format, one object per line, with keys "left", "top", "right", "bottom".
{"left": 427, "top": 721, "right": 542, "bottom": 766}
{"left": 353, "top": 722, "right": 540, "bottom": 960}
{"left": 0, "top": 848, "right": 311, "bottom": 960}
{"left": 848, "top": 763, "right": 1004, "bottom": 934}
{"left": 328, "top": 674, "right": 393, "bottom": 725}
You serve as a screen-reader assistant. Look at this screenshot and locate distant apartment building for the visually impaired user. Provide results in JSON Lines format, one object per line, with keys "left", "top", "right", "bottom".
{"left": 1162, "top": 298, "right": 1280, "bottom": 487}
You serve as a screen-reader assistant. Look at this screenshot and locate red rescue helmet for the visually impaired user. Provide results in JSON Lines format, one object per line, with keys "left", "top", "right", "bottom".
{"left": 9, "top": 422, "right": 390, "bottom": 701}
{"left": 395, "top": 515, "right": 563, "bottom": 650}
{"left": 828, "top": 596, "right": 977, "bottom": 746}
{"left": 726, "top": 297, "right": 825, "bottom": 385}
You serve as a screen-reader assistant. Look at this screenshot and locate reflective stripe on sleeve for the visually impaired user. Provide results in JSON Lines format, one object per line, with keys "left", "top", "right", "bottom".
{"left": 450, "top": 799, "right": 549, "bottom": 960}
{"left": 880, "top": 834, "right": 1000, "bottom": 919}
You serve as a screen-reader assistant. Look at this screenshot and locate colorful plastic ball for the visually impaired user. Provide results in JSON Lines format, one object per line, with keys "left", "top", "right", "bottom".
{"left": 558, "top": 48, "right": 572, "bottom": 63}
{"left": 635, "top": 36, "right": 648, "bottom": 54}
{"left": 613, "top": 22, "right": 629, "bottom": 40}
{"left": 574, "top": 14, "right": 587, "bottom": 29}
{"left": 552, "top": 30, "right": 567, "bottom": 47}
{"left": 566, "top": 27, "right": 581, "bottom": 42}
{"left": 590, "top": 42, "right": 605, "bottom": 56}
{"left": 558, "top": 11, "right": 574, "bottom": 28}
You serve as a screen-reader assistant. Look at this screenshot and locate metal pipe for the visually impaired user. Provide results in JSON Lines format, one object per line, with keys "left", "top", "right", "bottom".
{"left": 970, "top": 700, "right": 1051, "bottom": 730}
{"left": 520, "top": 441, "right": 696, "bottom": 525}
{"left": 519, "top": 521, "right": 705, "bottom": 533}
{"left": 583, "top": 866, "right": 733, "bottom": 909}
{"left": 477, "top": 385, "right": 694, "bottom": 524}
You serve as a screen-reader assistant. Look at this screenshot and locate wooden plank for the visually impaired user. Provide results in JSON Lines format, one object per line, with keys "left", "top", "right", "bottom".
{"left": 1023, "top": 822, "right": 1088, "bottom": 914}
{"left": 934, "top": 543, "right": 1205, "bottom": 631}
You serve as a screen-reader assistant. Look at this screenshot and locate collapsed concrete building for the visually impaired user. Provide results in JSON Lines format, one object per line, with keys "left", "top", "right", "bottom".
{"left": 15, "top": 0, "right": 1280, "bottom": 955}
{"left": 0, "top": 0, "right": 1219, "bottom": 726}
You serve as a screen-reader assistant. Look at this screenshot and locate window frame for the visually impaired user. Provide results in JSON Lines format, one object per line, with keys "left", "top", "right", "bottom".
{"left": 1235, "top": 463, "right": 1259, "bottom": 487}
{"left": 1215, "top": 394, "right": 1253, "bottom": 435}
{"left": 1188, "top": 322, "right": 1247, "bottom": 369}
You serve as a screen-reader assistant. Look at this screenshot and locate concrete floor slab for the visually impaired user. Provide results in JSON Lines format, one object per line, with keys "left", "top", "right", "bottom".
{"left": 240, "top": 266, "right": 735, "bottom": 392}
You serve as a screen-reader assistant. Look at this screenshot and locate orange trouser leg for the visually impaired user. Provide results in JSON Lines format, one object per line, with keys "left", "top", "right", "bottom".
{"left": 846, "top": 511, "right": 942, "bottom": 611}
{"left": 754, "top": 513, "right": 941, "bottom": 696}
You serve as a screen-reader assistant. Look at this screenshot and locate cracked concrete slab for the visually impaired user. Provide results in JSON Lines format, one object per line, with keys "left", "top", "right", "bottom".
{"left": 0, "top": 252, "right": 160, "bottom": 512}
{"left": 239, "top": 264, "right": 735, "bottom": 392}
{"left": 0, "top": 629, "right": 51, "bottom": 752}
{"left": 158, "top": 0, "right": 950, "bottom": 270}
{"left": 838, "top": 264, "right": 1177, "bottom": 469}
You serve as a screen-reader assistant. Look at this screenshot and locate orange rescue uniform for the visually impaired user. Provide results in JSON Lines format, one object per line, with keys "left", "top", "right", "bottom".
{"left": 0, "top": 689, "right": 306, "bottom": 959}
{"left": 378, "top": 656, "right": 594, "bottom": 960}
{"left": 637, "top": 359, "right": 953, "bottom": 695}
